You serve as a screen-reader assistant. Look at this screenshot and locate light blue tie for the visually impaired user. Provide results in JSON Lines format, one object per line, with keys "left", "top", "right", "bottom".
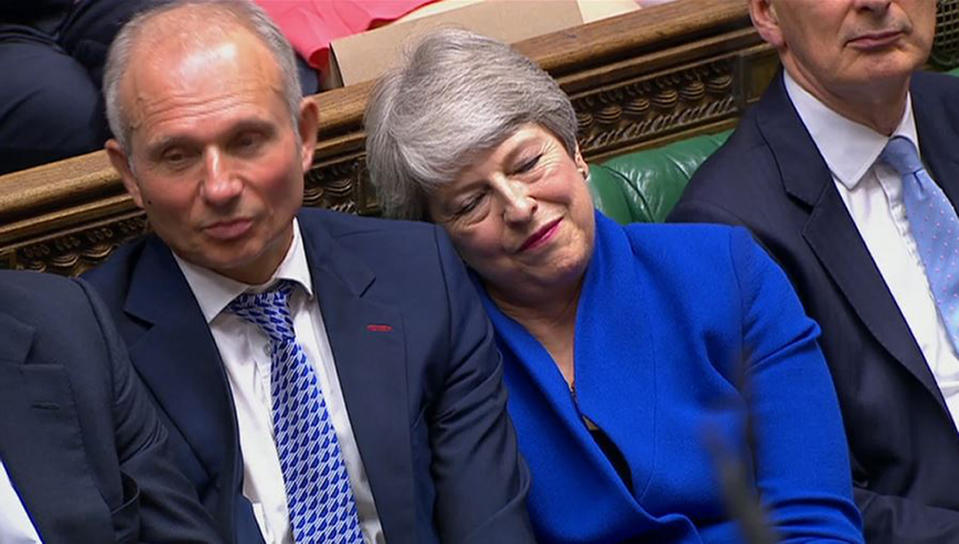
{"left": 229, "top": 281, "right": 363, "bottom": 544}
{"left": 880, "top": 136, "right": 959, "bottom": 353}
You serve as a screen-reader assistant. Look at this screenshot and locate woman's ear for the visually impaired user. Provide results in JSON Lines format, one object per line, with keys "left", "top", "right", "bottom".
{"left": 574, "top": 146, "right": 589, "bottom": 181}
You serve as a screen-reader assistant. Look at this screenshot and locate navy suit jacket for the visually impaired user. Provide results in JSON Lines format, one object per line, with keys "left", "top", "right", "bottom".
{"left": 0, "top": 270, "right": 219, "bottom": 543}
{"left": 84, "top": 208, "right": 533, "bottom": 544}
{"left": 670, "top": 71, "right": 959, "bottom": 543}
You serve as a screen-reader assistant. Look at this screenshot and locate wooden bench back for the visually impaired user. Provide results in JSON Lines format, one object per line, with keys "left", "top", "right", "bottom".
{"left": 0, "top": 0, "right": 797, "bottom": 274}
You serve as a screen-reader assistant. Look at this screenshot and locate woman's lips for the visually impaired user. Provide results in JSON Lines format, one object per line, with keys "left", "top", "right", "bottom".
{"left": 203, "top": 218, "right": 253, "bottom": 241}
{"left": 848, "top": 30, "right": 903, "bottom": 50}
{"left": 519, "top": 217, "right": 562, "bottom": 252}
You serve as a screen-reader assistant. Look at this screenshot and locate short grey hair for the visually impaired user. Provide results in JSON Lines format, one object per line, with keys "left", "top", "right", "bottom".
{"left": 364, "top": 28, "right": 579, "bottom": 220}
{"left": 103, "top": 0, "right": 302, "bottom": 154}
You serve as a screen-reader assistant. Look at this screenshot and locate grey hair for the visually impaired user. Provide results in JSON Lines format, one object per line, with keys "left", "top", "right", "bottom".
{"left": 364, "top": 28, "right": 579, "bottom": 220}
{"left": 103, "top": 0, "right": 302, "bottom": 154}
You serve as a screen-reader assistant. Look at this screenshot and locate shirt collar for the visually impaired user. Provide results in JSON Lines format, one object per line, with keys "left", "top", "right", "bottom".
{"left": 783, "top": 70, "right": 920, "bottom": 190}
{"left": 174, "top": 218, "right": 315, "bottom": 324}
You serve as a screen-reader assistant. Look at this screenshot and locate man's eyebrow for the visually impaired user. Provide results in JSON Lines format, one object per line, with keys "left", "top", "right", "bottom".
{"left": 229, "top": 118, "right": 277, "bottom": 137}
{"left": 144, "top": 118, "right": 277, "bottom": 156}
{"left": 145, "top": 135, "right": 194, "bottom": 157}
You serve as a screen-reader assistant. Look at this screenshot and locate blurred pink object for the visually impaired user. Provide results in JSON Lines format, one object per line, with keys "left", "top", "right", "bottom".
{"left": 255, "top": 1, "right": 436, "bottom": 71}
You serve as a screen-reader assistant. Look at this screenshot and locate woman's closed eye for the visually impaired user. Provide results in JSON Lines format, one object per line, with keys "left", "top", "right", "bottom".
{"left": 453, "top": 190, "right": 489, "bottom": 218}
{"left": 513, "top": 153, "right": 542, "bottom": 175}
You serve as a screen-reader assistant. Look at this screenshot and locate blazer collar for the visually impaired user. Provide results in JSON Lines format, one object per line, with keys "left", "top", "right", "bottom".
{"left": 755, "top": 72, "right": 834, "bottom": 207}
{"left": 755, "top": 71, "right": 948, "bottom": 410}
{"left": 296, "top": 211, "right": 416, "bottom": 543}
{"left": 763, "top": 70, "right": 959, "bottom": 206}
{"left": 297, "top": 211, "right": 375, "bottom": 297}
{"left": 122, "top": 236, "right": 242, "bottom": 525}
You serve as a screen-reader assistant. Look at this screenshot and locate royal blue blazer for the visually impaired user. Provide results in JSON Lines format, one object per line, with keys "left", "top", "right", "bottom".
{"left": 479, "top": 212, "right": 864, "bottom": 543}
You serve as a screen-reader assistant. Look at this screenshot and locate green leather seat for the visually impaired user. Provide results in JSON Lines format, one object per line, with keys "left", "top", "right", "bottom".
{"left": 588, "top": 131, "right": 730, "bottom": 224}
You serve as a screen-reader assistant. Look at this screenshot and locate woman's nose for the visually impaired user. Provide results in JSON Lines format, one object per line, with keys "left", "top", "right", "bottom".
{"left": 500, "top": 179, "right": 537, "bottom": 224}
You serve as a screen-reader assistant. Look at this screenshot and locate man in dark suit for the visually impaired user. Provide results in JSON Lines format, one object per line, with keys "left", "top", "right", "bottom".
{"left": 83, "top": 1, "right": 533, "bottom": 543}
{"left": 0, "top": 270, "right": 220, "bottom": 543}
{"left": 670, "top": 1, "right": 959, "bottom": 542}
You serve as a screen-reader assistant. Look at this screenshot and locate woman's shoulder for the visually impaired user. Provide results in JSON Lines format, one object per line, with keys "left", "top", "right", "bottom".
{"left": 611, "top": 220, "right": 776, "bottom": 293}
{"left": 620, "top": 220, "right": 754, "bottom": 258}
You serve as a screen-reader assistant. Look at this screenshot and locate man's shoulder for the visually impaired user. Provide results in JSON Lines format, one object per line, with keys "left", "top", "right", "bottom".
{"left": 297, "top": 208, "right": 444, "bottom": 261}
{"left": 0, "top": 268, "right": 78, "bottom": 296}
{"left": 298, "top": 207, "right": 436, "bottom": 238}
{"left": 685, "top": 84, "right": 788, "bottom": 191}
{"left": 0, "top": 271, "right": 109, "bottom": 372}
{"left": 671, "top": 79, "right": 812, "bottom": 225}
{"left": 912, "top": 70, "right": 959, "bottom": 94}
{"left": 911, "top": 70, "right": 959, "bottom": 126}
{"left": 82, "top": 235, "right": 156, "bottom": 308}
{"left": 676, "top": 115, "right": 783, "bottom": 211}
{"left": 695, "top": 122, "right": 770, "bottom": 176}
{"left": 0, "top": 270, "right": 88, "bottom": 318}
{"left": 623, "top": 221, "right": 751, "bottom": 268}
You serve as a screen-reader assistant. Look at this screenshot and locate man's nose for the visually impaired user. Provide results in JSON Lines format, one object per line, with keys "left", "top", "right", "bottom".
{"left": 200, "top": 149, "right": 242, "bottom": 205}
{"left": 853, "top": 0, "right": 892, "bottom": 13}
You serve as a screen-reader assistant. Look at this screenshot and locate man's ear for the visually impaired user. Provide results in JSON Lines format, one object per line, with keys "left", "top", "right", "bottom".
{"left": 748, "top": 0, "right": 785, "bottom": 49}
{"left": 105, "top": 139, "right": 145, "bottom": 209}
{"left": 297, "top": 97, "right": 320, "bottom": 173}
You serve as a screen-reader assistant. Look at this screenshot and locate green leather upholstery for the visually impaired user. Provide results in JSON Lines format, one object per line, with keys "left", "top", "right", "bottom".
{"left": 588, "top": 131, "right": 730, "bottom": 224}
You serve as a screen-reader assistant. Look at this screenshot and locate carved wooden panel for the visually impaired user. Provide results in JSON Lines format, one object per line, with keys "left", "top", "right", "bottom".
{"left": 0, "top": 0, "right": 768, "bottom": 276}
{"left": 10, "top": 215, "right": 147, "bottom": 276}
{"left": 573, "top": 59, "right": 737, "bottom": 157}
{"left": 304, "top": 157, "right": 363, "bottom": 214}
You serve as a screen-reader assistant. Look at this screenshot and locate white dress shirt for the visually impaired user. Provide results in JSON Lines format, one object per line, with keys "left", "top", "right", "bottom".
{"left": 175, "top": 219, "right": 385, "bottom": 544}
{"left": 785, "top": 72, "right": 959, "bottom": 431}
{"left": 0, "top": 459, "right": 42, "bottom": 544}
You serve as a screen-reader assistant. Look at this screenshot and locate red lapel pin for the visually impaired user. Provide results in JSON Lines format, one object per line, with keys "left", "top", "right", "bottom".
{"left": 366, "top": 324, "right": 392, "bottom": 332}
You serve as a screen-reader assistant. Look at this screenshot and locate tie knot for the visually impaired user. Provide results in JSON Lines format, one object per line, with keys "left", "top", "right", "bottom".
{"left": 228, "top": 280, "right": 296, "bottom": 344}
{"left": 880, "top": 136, "right": 923, "bottom": 176}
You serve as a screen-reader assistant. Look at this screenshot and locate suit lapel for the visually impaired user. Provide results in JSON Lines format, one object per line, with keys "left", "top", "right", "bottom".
{"left": 121, "top": 238, "right": 241, "bottom": 522}
{"left": 0, "top": 312, "right": 113, "bottom": 543}
{"left": 756, "top": 74, "right": 945, "bottom": 407}
{"left": 299, "top": 215, "right": 416, "bottom": 544}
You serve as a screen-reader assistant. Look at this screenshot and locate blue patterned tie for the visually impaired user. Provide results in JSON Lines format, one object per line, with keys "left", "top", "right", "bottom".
{"left": 880, "top": 136, "right": 959, "bottom": 353}
{"left": 228, "top": 281, "right": 364, "bottom": 543}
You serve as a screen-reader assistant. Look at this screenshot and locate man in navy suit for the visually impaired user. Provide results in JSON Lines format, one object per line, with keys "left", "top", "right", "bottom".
{"left": 83, "top": 1, "right": 532, "bottom": 543}
{"left": 0, "top": 270, "right": 220, "bottom": 543}
{"left": 670, "top": 1, "right": 959, "bottom": 542}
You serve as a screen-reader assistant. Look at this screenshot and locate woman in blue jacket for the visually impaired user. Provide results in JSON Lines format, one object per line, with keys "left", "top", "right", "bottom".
{"left": 364, "top": 28, "right": 863, "bottom": 544}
